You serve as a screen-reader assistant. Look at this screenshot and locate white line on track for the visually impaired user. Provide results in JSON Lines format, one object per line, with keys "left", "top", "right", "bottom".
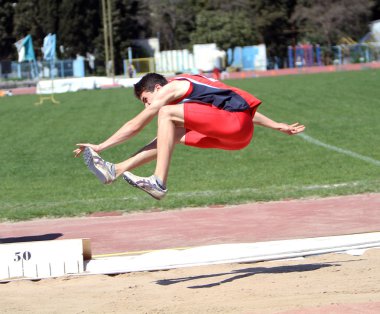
{"left": 1, "top": 181, "right": 366, "bottom": 210}
{"left": 298, "top": 133, "right": 380, "bottom": 167}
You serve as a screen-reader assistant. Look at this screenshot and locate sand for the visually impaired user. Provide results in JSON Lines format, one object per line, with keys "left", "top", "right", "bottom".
{"left": 1, "top": 248, "right": 380, "bottom": 314}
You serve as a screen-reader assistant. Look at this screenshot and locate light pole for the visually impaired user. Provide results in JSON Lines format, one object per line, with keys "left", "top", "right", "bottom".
{"left": 101, "top": 0, "right": 114, "bottom": 78}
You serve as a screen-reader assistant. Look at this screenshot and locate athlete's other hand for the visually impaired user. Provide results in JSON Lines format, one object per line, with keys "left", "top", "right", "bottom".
{"left": 73, "top": 143, "right": 101, "bottom": 157}
{"left": 277, "top": 122, "right": 305, "bottom": 135}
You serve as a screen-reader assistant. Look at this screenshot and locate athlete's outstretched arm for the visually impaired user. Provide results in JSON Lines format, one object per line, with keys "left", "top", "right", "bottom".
{"left": 253, "top": 111, "right": 305, "bottom": 135}
{"left": 74, "top": 80, "right": 189, "bottom": 158}
{"left": 74, "top": 105, "right": 159, "bottom": 157}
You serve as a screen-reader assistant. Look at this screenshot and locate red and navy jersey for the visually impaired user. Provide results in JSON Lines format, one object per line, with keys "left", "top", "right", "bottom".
{"left": 171, "top": 74, "right": 261, "bottom": 112}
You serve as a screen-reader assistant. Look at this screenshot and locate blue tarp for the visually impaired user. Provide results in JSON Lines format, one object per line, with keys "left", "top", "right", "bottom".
{"left": 227, "top": 46, "right": 260, "bottom": 70}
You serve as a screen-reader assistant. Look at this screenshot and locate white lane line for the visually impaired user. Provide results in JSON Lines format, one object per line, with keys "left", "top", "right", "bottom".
{"left": 298, "top": 133, "right": 380, "bottom": 167}
{"left": 0, "top": 181, "right": 366, "bottom": 210}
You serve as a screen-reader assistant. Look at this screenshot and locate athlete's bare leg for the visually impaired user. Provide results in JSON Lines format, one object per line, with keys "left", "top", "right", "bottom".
{"left": 113, "top": 138, "right": 157, "bottom": 177}
{"left": 114, "top": 126, "right": 186, "bottom": 178}
{"left": 154, "top": 104, "right": 185, "bottom": 184}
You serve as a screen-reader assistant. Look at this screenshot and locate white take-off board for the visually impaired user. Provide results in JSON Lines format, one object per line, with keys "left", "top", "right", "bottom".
{"left": 0, "top": 238, "right": 91, "bottom": 281}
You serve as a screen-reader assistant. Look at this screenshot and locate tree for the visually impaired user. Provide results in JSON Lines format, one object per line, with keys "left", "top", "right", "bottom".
{"left": 111, "top": 0, "right": 151, "bottom": 74}
{"left": 4, "top": 0, "right": 377, "bottom": 72}
{"left": 292, "top": 0, "right": 374, "bottom": 46}
{"left": 0, "top": 0, "right": 16, "bottom": 59}
{"left": 148, "top": 0, "right": 200, "bottom": 51}
{"left": 58, "top": 0, "right": 101, "bottom": 58}
{"left": 12, "top": 0, "right": 61, "bottom": 59}
{"left": 37, "top": 0, "right": 61, "bottom": 35}
{"left": 12, "top": 0, "right": 44, "bottom": 57}
{"left": 189, "top": 0, "right": 297, "bottom": 67}
{"left": 249, "top": 0, "right": 298, "bottom": 62}
{"left": 190, "top": 10, "right": 256, "bottom": 53}
{"left": 373, "top": 0, "right": 380, "bottom": 20}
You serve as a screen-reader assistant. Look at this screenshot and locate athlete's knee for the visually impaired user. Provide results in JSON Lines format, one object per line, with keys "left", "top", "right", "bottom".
{"left": 157, "top": 106, "right": 175, "bottom": 121}
{"left": 158, "top": 105, "right": 184, "bottom": 125}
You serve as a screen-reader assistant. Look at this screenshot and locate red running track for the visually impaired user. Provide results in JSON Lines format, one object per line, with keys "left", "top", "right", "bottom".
{"left": 1, "top": 193, "right": 379, "bottom": 255}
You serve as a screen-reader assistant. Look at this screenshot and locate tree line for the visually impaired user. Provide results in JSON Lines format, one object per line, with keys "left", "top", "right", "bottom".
{"left": 1, "top": 0, "right": 379, "bottom": 74}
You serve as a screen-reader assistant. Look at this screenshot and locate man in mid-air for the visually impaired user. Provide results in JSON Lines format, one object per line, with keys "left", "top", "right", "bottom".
{"left": 74, "top": 73, "right": 305, "bottom": 200}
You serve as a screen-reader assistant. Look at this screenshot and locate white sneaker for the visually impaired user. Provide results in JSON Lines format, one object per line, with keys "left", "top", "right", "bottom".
{"left": 123, "top": 172, "right": 167, "bottom": 200}
{"left": 83, "top": 147, "right": 116, "bottom": 184}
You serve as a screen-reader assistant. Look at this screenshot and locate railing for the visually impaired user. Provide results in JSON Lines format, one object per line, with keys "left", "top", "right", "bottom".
{"left": 0, "top": 59, "right": 85, "bottom": 80}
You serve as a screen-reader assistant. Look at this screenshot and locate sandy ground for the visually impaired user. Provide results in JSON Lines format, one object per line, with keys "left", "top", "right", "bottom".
{"left": 1, "top": 248, "right": 380, "bottom": 314}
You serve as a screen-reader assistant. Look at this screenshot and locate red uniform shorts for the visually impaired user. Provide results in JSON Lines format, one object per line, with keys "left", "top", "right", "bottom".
{"left": 184, "top": 103, "right": 257, "bottom": 150}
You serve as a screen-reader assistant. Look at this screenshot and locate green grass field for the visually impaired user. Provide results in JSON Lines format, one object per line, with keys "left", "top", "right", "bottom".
{"left": 1, "top": 69, "right": 380, "bottom": 221}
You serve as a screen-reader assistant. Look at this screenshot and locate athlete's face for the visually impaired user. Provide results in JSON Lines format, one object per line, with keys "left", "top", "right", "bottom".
{"left": 140, "top": 84, "right": 161, "bottom": 108}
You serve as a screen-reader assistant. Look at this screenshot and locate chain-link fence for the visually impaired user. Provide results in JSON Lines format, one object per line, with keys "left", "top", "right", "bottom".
{"left": 0, "top": 59, "right": 81, "bottom": 80}
{"left": 332, "top": 43, "right": 380, "bottom": 65}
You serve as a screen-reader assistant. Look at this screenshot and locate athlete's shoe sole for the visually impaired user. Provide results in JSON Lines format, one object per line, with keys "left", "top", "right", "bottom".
{"left": 123, "top": 172, "right": 167, "bottom": 200}
{"left": 83, "top": 147, "right": 116, "bottom": 184}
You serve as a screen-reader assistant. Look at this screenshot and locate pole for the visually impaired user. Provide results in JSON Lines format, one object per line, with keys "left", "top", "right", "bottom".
{"left": 107, "top": 0, "right": 115, "bottom": 79}
{"left": 128, "top": 47, "right": 132, "bottom": 64}
{"left": 101, "top": 0, "right": 110, "bottom": 76}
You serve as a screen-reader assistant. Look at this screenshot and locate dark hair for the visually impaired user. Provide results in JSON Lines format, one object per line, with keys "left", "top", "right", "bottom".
{"left": 134, "top": 73, "right": 168, "bottom": 99}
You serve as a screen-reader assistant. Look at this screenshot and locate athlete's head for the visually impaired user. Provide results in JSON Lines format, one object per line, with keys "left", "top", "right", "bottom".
{"left": 134, "top": 73, "right": 168, "bottom": 101}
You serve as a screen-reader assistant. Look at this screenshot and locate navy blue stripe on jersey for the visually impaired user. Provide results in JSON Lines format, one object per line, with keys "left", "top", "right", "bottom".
{"left": 176, "top": 76, "right": 250, "bottom": 112}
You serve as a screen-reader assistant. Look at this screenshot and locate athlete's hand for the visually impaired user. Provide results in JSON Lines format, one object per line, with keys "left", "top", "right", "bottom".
{"left": 73, "top": 143, "right": 101, "bottom": 157}
{"left": 277, "top": 122, "right": 305, "bottom": 135}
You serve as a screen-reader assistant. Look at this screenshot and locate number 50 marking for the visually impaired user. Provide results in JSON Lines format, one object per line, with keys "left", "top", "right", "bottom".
{"left": 14, "top": 251, "right": 32, "bottom": 262}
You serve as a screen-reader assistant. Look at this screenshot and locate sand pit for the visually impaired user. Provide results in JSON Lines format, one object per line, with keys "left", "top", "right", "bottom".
{"left": 1, "top": 249, "right": 380, "bottom": 313}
